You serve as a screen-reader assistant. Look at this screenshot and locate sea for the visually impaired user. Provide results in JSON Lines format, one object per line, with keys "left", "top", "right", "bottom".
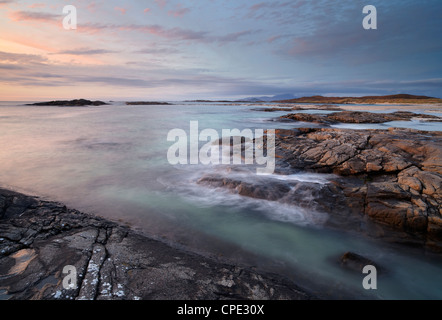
{"left": 0, "top": 101, "right": 441, "bottom": 299}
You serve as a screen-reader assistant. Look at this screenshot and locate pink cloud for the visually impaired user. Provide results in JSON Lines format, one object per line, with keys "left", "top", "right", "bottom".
{"left": 87, "top": 3, "right": 97, "bottom": 13}
{"left": 155, "top": 0, "right": 167, "bottom": 9}
{"left": 143, "top": 8, "right": 151, "bottom": 14}
{"left": 28, "top": 3, "right": 46, "bottom": 9}
{"left": 250, "top": 2, "right": 267, "bottom": 12}
{"left": 168, "top": 4, "right": 190, "bottom": 17}
{"left": 8, "top": 9, "right": 256, "bottom": 45}
{"left": 267, "top": 35, "right": 283, "bottom": 43}
{"left": 115, "top": 7, "right": 127, "bottom": 15}
{"left": 78, "top": 23, "right": 112, "bottom": 35}
{"left": 9, "top": 10, "right": 60, "bottom": 23}
{"left": 119, "top": 24, "right": 207, "bottom": 41}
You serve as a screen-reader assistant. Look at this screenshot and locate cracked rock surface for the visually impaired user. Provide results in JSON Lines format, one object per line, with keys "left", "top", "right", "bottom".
{"left": 0, "top": 188, "right": 313, "bottom": 300}
{"left": 198, "top": 128, "right": 442, "bottom": 251}
{"left": 275, "top": 128, "right": 441, "bottom": 248}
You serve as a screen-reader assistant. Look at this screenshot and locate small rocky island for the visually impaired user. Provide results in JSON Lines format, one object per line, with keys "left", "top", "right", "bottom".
{"left": 27, "top": 99, "right": 108, "bottom": 107}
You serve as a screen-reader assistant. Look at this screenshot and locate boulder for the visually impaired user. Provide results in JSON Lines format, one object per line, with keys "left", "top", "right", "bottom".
{"left": 339, "top": 252, "right": 382, "bottom": 273}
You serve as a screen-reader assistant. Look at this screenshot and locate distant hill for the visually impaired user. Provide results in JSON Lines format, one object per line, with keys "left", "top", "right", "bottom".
{"left": 275, "top": 94, "right": 442, "bottom": 104}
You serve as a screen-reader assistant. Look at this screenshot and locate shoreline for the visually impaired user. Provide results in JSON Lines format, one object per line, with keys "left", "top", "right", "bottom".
{"left": 0, "top": 187, "right": 316, "bottom": 300}
{"left": 198, "top": 125, "right": 442, "bottom": 252}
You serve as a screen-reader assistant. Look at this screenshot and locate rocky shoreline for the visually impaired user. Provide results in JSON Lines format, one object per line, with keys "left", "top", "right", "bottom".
{"left": 278, "top": 127, "right": 442, "bottom": 248}
{"left": 199, "top": 126, "right": 442, "bottom": 251}
{"left": 280, "top": 111, "right": 441, "bottom": 124}
{"left": 0, "top": 188, "right": 314, "bottom": 300}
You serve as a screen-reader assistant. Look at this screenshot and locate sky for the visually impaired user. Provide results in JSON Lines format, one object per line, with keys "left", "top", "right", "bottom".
{"left": 0, "top": 0, "right": 441, "bottom": 101}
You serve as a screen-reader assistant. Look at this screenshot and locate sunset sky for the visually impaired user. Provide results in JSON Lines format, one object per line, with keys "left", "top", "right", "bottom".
{"left": 0, "top": 0, "right": 441, "bottom": 101}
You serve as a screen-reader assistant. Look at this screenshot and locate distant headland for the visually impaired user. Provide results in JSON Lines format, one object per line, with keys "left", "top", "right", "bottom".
{"left": 275, "top": 94, "right": 442, "bottom": 105}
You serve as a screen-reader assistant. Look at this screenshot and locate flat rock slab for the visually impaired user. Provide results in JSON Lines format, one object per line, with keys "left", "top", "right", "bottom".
{"left": 0, "top": 188, "right": 313, "bottom": 300}
{"left": 277, "top": 128, "right": 442, "bottom": 248}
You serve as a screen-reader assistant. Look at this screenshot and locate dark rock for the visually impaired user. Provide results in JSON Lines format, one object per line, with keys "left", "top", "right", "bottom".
{"left": 27, "top": 99, "right": 108, "bottom": 107}
{"left": 0, "top": 188, "right": 314, "bottom": 300}
{"left": 282, "top": 113, "right": 332, "bottom": 124}
{"left": 339, "top": 252, "right": 382, "bottom": 273}
{"left": 251, "top": 107, "right": 302, "bottom": 112}
{"left": 281, "top": 111, "right": 441, "bottom": 124}
{"left": 197, "top": 176, "right": 292, "bottom": 201}
{"left": 197, "top": 174, "right": 364, "bottom": 230}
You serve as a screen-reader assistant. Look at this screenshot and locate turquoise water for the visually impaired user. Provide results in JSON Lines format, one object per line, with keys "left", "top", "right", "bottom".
{"left": 0, "top": 101, "right": 441, "bottom": 299}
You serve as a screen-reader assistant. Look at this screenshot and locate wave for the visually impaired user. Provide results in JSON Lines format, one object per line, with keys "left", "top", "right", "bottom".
{"left": 157, "top": 164, "right": 332, "bottom": 227}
